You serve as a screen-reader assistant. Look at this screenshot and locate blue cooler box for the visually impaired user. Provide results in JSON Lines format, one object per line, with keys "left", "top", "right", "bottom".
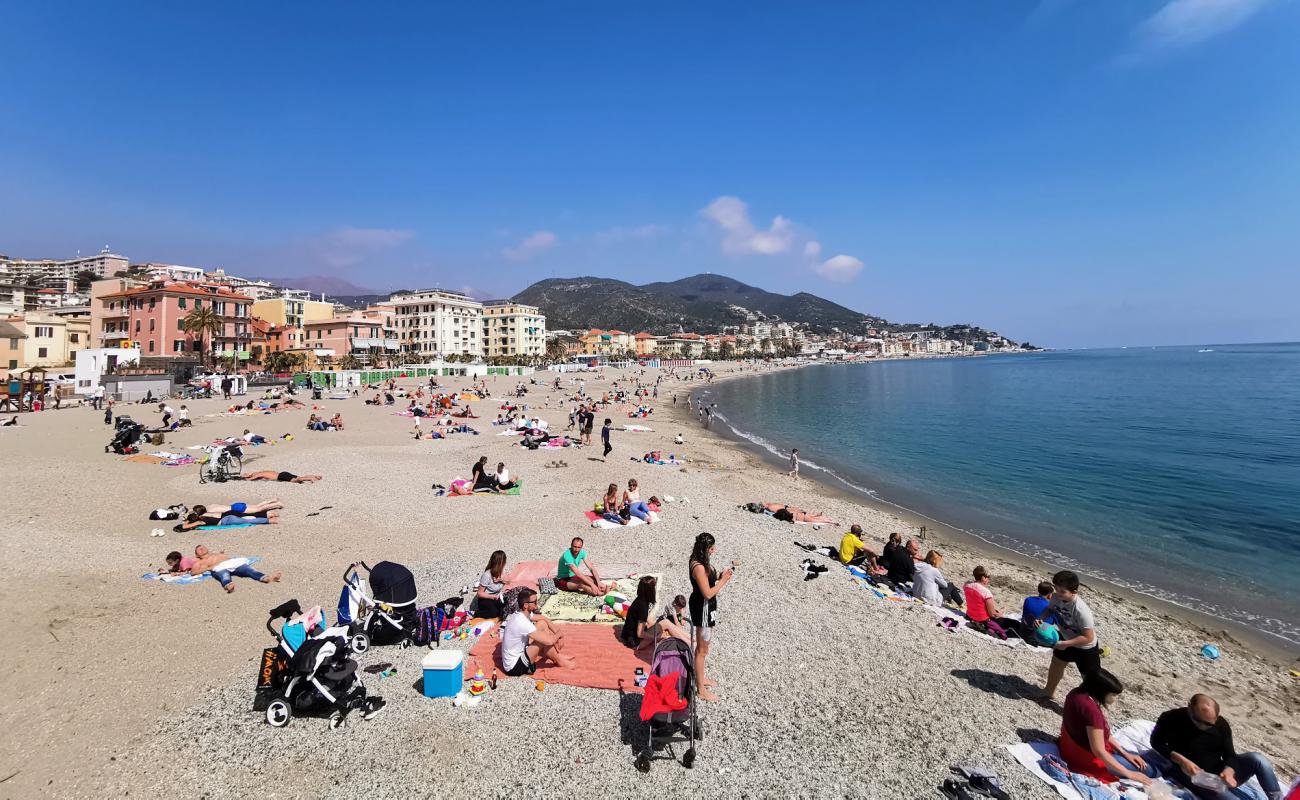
{"left": 421, "top": 650, "right": 464, "bottom": 698}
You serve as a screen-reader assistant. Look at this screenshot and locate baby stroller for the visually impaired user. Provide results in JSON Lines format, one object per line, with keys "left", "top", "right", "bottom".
{"left": 633, "top": 633, "right": 701, "bottom": 772}
{"left": 105, "top": 416, "right": 145, "bottom": 454}
{"left": 337, "top": 561, "right": 420, "bottom": 653}
{"left": 257, "top": 599, "right": 384, "bottom": 730}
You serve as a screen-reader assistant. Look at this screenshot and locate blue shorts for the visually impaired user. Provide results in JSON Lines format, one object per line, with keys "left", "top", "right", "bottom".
{"left": 230, "top": 502, "right": 247, "bottom": 514}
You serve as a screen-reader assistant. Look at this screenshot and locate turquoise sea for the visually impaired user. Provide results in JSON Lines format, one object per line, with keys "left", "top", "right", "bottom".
{"left": 700, "top": 344, "right": 1300, "bottom": 650}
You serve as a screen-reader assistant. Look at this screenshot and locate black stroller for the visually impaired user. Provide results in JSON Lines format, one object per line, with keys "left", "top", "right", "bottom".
{"left": 633, "top": 634, "right": 702, "bottom": 771}
{"left": 257, "top": 599, "right": 384, "bottom": 730}
{"left": 105, "top": 416, "right": 145, "bottom": 454}
{"left": 337, "top": 561, "right": 421, "bottom": 652}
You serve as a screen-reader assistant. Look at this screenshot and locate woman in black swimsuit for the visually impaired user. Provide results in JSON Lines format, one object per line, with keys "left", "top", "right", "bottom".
{"left": 689, "top": 532, "right": 733, "bottom": 702}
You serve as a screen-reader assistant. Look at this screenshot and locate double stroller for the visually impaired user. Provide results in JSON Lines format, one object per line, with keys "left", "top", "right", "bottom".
{"left": 337, "top": 561, "right": 422, "bottom": 652}
{"left": 633, "top": 633, "right": 702, "bottom": 772}
{"left": 257, "top": 599, "right": 384, "bottom": 729}
{"left": 105, "top": 416, "right": 145, "bottom": 454}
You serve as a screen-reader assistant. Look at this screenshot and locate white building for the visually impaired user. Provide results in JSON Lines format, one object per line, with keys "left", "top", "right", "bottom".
{"left": 74, "top": 347, "right": 140, "bottom": 395}
{"left": 482, "top": 301, "right": 546, "bottom": 359}
{"left": 139, "top": 263, "right": 206, "bottom": 282}
{"left": 391, "top": 288, "right": 484, "bottom": 357}
{"left": 0, "top": 248, "right": 129, "bottom": 290}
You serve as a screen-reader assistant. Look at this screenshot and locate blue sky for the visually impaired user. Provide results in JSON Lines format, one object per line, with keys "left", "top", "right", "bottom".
{"left": 2, "top": 1, "right": 1297, "bottom": 348}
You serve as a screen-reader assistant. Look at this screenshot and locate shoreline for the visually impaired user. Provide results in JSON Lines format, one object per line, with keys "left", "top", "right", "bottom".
{"left": 688, "top": 364, "right": 1300, "bottom": 666}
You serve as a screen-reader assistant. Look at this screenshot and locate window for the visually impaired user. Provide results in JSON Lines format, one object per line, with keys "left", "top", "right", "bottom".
{"left": 134, "top": 320, "right": 141, "bottom": 332}
{"left": 194, "top": 299, "right": 202, "bottom": 309}
{"left": 173, "top": 340, "right": 185, "bottom": 353}
{"left": 178, "top": 298, "right": 187, "bottom": 309}
{"left": 6, "top": 359, "right": 14, "bottom": 369}
{"left": 38, "top": 347, "right": 48, "bottom": 358}
{"left": 149, "top": 319, "right": 155, "bottom": 332}
{"left": 34, "top": 326, "right": 54, "bottom": 337}
{"left": 70, "top": 333, "right": 79, "bottom": 343}
{"left": 8, "top": 338, "right": 16, "bottom": 348}
{"left": 148, "top": 341, "right": 155, "bottom": 353}
{"left": 178, "top": 317, "right": 186, "bottom": 331}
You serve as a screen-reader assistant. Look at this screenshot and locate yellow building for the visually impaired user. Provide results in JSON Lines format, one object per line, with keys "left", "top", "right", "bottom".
{"left": 251, "top": 297, "right": 335, "bottom": 328}
{"left": 482, "top": 301, "right": 546, "bottom": 359}
{"left": 4, "top": 311, "right": 83, "bottom": 367}
{"left": 1, "top": 319, "right": 27, "bottom": 371}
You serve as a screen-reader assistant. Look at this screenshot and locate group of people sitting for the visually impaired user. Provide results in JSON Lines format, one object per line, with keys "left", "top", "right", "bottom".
{"left": 596, "top": 478, "right": 658, "bottom": 525}
{"left": 468, "top": 456, "right": 517, "bottom": 492}
{"left": 306, "top": 413, "right": 343, "bottom": 431}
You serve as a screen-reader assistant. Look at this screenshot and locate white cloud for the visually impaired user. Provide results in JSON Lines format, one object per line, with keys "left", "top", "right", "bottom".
{"left": 502, "top": 230, "right": 557, "bottom": 261}
{"left": 1134, "top": 0, "right": 1271, "bottom": 53}
{"left": 315, "top": 227, "right": 414, "bottom": 268}
{"left": 700, "top": 196, "right": 796, "bottom": 256}
{"left": 803, "top": 240, "right": 822, "bottom": 258}
{"left": 813, "top": 254, "right": 864, "bottom": 283}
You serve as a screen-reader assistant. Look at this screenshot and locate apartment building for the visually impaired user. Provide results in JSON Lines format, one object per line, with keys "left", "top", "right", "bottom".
{"left": 251, "top": 295, "right": 335, "bottom": 328}
{"left": 2, "top": 310, "right": 85, "bottom": 367}
{"left": 391, "top": 289, "right": 483, "bottom": 357}
{"left": 1, "top": 319, "right": 27, "bottom": 371}
{"left": 96, "top": 280, "right": 253, "bottom": 359}
{"left": 0, "top": 249, "right": 129, "bottom": 290}
{"left": 481, "top": 301, "right": 546, "bottom": 359}
{"left": 302, "top": 310, "right": 399, "bottom": 364}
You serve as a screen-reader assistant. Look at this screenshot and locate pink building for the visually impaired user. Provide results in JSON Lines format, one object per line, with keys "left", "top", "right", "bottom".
{"left": 302, "top": 311, "right": 398, "bottom": 364}
{"left": 97, "top": 280, "right": 253, "bottom": 359}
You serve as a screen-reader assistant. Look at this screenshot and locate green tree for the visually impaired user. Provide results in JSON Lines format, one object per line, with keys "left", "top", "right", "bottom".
{"left": 75, "top": 269, "right": 100, "bottom": 291}
{"left": 339, "top": 354, "right": 362, "bottom": 370}
{"left": 181, "top": 307, "right": 224, "bottom": 367}
{"left": 266, "top": 351, "right": 303, "bottom": 374}
{"left": 719, "top": 341, "right": 734, "bottom": 360}
{"left": 545, "top": 339, "right": 569, "bottom": 364}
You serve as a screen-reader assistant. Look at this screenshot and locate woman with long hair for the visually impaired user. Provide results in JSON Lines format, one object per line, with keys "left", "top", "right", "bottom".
{"left": 689, "top": 532, "right": 734, "bottom": 701}
{"left": 620, "top": 575, "right": 689, "bottom": 649}
{"left": 622, "top": 478, "right": 652, "bottom": 523}
{"left": 1060, "top": 669, "right": 1160, "bottom": 786}
{"left": 600, "top": 482, "right": 627, "bottom": 525}
{"left": 475, "top": 550, "right": 508, "bottom": 619}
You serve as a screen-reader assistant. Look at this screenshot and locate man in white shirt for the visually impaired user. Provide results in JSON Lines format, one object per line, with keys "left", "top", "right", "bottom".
{"left": 500, "top": 589, "right": 573, "bottom": 676}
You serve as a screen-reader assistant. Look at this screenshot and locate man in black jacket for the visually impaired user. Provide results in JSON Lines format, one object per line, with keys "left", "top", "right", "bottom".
{"left": 1151, "top": 693, "right": 1282, "bottom": 800}
{"left": 885, "top": 538, "right": 919, "bottom": 589}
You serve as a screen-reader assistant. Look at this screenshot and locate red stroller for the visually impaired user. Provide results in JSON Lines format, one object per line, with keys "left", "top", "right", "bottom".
{"left": 633, "top": 634, "right": 701, "bottom": 771}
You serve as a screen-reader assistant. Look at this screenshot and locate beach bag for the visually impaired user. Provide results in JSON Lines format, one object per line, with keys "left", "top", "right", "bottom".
{"left": 413, "top": 607, "right": 436, "bottom": 646}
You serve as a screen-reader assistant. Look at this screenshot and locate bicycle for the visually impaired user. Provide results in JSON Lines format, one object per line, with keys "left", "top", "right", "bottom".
{"left": 199, "top": 444, "right": 243, "bottom": 484}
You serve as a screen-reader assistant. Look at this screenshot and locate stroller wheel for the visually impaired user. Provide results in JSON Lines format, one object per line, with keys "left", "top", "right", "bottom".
{"left": 634, "top": 753, "right": 650, "bottom": 773}
{"left": 328, "top": 710, "right": 347, "bottom": 730}
{"left": 400, "top": 639, "right": 411, "bottom": 649}
{"left": 265, "top": 699, "right": 292, "bottom": 728}
{"left": 349, "top": 632, "right": 370, "bottom": 654}
{"left": 682, "top": 748, "right": 696, "bottom": 769}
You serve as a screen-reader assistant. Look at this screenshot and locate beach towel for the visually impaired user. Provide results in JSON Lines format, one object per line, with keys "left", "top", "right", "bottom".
{"left": 584, "top": 510, "right": 660, "bottom": 529}
{"left": 539, "top": 574, "right": 662, "bottom": 623}
{"left": 195, "top": 523, "right": 256, "bottom": 531}
{"left": 1003, "top": 721, "right": 1214, "bottom": 800}
{"left": 124, "top": 454, "right": 166, "bottom": 464}
{"left": 922, "top": 605, "right": 1026, "bottom": 649}
{"left": 622, "top": 424, "right": 653, "bottom": 432}
{"left": 445, "top": 478, "right": 523, "bottom": 497}
{"left": 141, "top": 557, "right": 261, "bottom": 585}
{"left": 467, "top": 622, "right": 649, "bottom": 691}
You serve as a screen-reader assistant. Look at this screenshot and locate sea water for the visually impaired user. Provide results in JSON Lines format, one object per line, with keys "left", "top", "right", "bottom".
{"left": 700, "top": 344, "right": 1300, "bottom": 650}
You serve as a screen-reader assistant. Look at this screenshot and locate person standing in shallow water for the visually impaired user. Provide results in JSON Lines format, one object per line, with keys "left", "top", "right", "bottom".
{"left": 788, "top": 448, "right": 800, "bottom": 478}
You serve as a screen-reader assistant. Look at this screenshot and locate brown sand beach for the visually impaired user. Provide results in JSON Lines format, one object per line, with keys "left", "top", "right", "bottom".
{"left": 0, "top": 366, "right": 1296, "bottom": 799}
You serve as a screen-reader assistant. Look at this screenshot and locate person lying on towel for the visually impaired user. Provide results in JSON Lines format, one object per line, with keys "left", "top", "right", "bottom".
{"left": 500, "top": 588, "right": 574, "bottom": 675}
{"left": 175, "top": 500, "right": 284, "bottom": 530}
{"left": 163, "top": 545, "right": 281, "bottom": 594}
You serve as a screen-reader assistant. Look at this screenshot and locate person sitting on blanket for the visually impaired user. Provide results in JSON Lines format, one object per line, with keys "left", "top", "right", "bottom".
{"left": 762, "top": 503, "right": 834, "bottom": 524}
{"left": 501, "top": 587, "right": 574, "bottom": 675}
{"left": 475, "top": 550, "right": 508, "bottom": 619}
{"left": 1020, "top": 581, "right": 1059, "bottom": 640}
{"left": 622, "top": 479, "right": 652, "bottom": 523}
{"left": 494, "top": 462, "right": 516, "bottom": 492}
{"left": 329, "top": 413, "right": 344, "bottom": 430}
{"left": 1060, "top": 669, "right": 1161, "bottom": 787}
{"left": 795, "top": 524, "right": 879, "bottom": 569}
{"left": 165, "top": 545, "right": 282, "bottom": 593}
{"left": 620, "top": 576, "right": 691, "bottom": 649}
{"left": 962, "top": 566, "right": 1020, "bottom": 638}
{"left": 884, "top": 538, "right": 920, "bottom": 588}
{"left": 555, "top": 537, "right": 611, "bottom": 596}
{"left": 913, "top": 550, "right": 964, "bottom": 607}
{"left": 1152, "top": 694, "right": 1284, "bottom": 800}
{"left": 176, "top": 500, "right": 284, "bottom": 531}
{"left": 242, "top": 470, "right": 323, "bottom": 483}
{"left": 470, "top": 456, "right": 495, "bottom": 492}
{"left": 600, "top": 483, "right": 628, "bottom": 525}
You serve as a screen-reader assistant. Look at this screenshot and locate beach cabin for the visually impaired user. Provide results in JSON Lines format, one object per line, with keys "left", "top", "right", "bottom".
{"left": 74, "top": 347, "right": 140, "bottom": 396}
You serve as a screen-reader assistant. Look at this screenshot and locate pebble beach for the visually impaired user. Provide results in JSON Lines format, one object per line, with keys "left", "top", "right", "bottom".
{"left": 1, "top": 366, "right": 1296, "bottom": 799}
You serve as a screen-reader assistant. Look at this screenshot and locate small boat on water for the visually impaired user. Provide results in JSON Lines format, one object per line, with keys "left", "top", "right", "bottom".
{"left": 1198, "top": 348, "right": 1214, "bottom": 353}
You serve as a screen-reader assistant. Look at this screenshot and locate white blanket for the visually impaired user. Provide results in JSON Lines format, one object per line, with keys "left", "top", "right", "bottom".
{"left": 589, "top": 511, "right": 659, "bottom": 529}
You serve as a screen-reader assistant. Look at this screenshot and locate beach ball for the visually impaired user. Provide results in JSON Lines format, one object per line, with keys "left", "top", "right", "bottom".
{"left": 1034, "top": 622, "right": 1060, "bottom": 647}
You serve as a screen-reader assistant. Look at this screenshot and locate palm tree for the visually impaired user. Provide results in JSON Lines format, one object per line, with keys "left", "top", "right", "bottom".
{"left": 181, "top": 307, "right": 224, "bottom": 367}
{"left": 339, "top": 354, "right": 362, "bottom": 371}
{"left": 266, "top": 351, "right": 303, "bottom": 374}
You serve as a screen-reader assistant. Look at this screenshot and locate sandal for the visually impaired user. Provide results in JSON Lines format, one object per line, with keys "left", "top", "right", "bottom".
{"left": 939, "top": 779, "right": 975, "bottom": 800}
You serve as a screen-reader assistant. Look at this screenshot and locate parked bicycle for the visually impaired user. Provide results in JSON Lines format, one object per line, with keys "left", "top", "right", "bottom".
{"left": 199, "top": 444, "right": 243, "bottom": 484}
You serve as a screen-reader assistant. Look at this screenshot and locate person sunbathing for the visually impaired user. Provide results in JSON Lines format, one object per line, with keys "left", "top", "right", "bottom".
{"left": 165, "top": 545, "right": 282, "bottom": 593}
{"left": 763, "top": 503, "right": 834, "bottom": 524}
{"left": 555, "top": 537, "right": 611, "bottom": 596}
{"left": 242, "top": 470, "right": 322, "bottom": 483}
{"left": 177, "top": 500, "right": 283, "bottom": 530}
{"left": 501, "top": 587, "right": 574, "bottom": 674}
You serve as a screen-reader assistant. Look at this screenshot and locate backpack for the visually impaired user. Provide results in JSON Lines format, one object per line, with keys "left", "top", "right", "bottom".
{"left": 413, "top": 607, "right": 436, "bottom": 646}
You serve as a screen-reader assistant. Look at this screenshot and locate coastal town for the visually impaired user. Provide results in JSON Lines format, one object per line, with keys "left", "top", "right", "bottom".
{"left": 2, "top": 248, "right": 1033, "bottom": 406}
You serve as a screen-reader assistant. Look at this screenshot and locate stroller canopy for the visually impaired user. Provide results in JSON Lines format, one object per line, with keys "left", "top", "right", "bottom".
{"left": 369, "top": 561, "right": 417, "bottom": 606}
